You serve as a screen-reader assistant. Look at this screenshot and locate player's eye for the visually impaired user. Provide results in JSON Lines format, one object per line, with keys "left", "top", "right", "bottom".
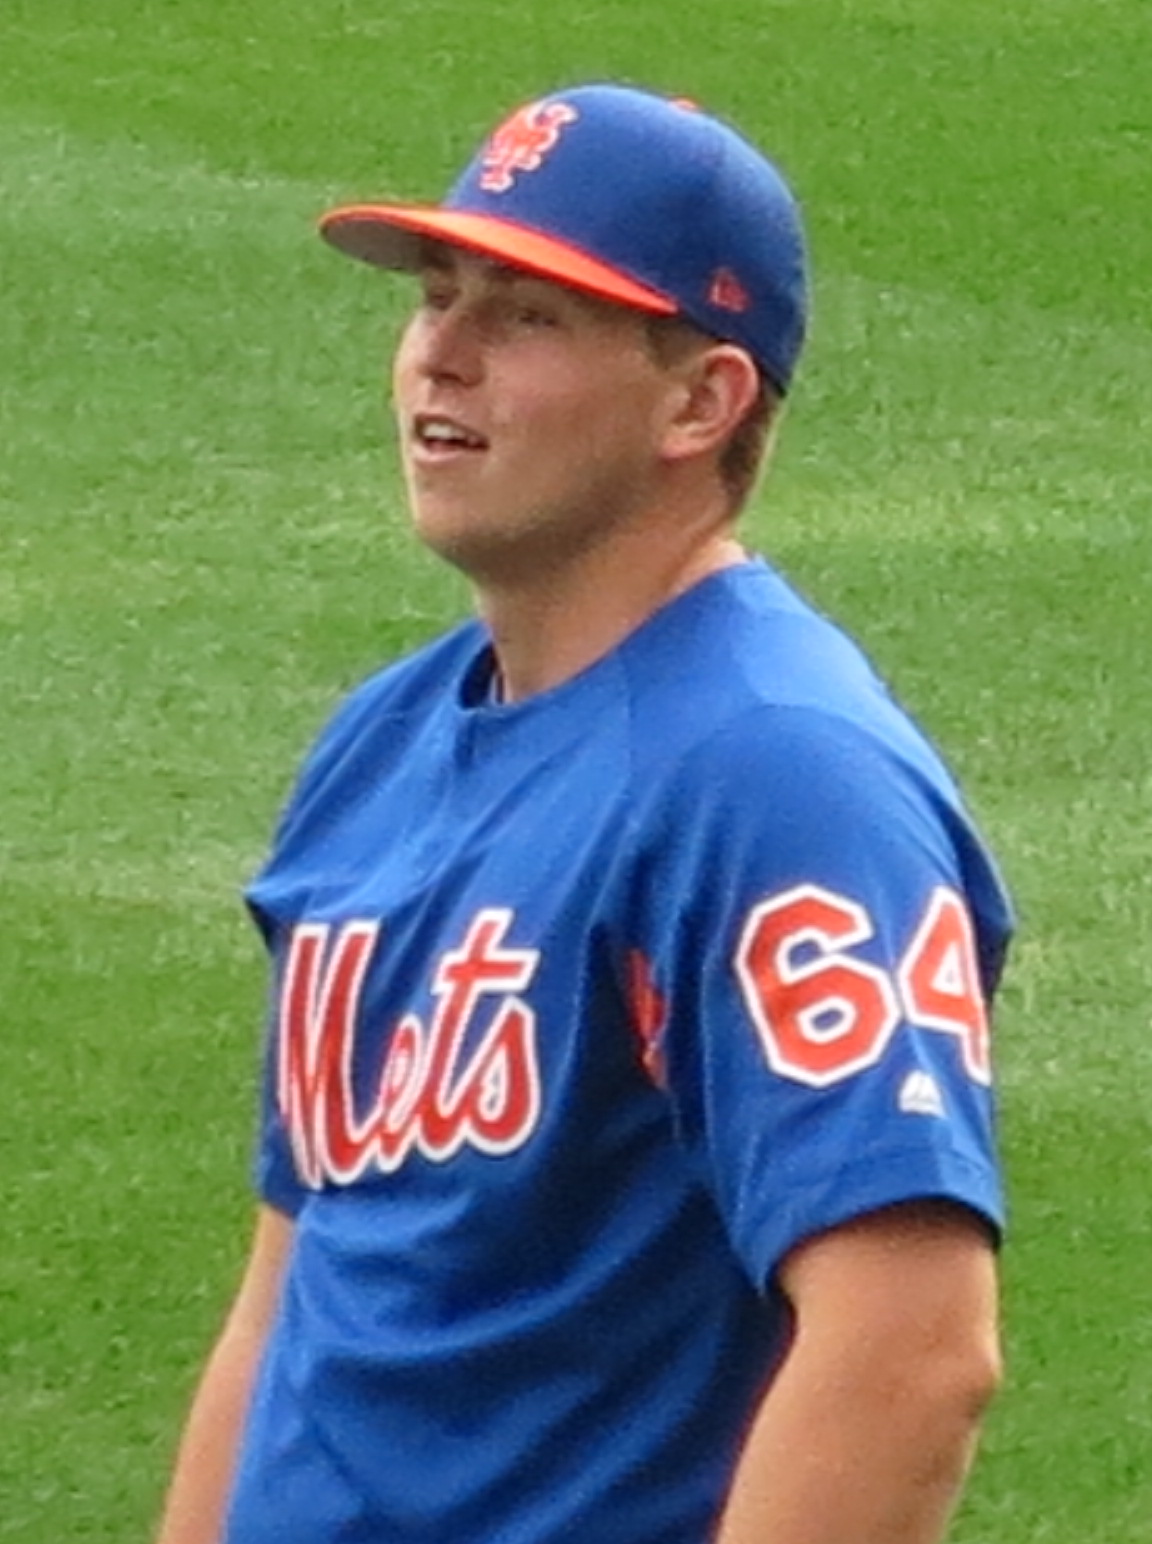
{"left": 510, "top": 298, "right": 560, "bottom": 330}
{"left": 416, "top": 271, "right": 456, "bottom": 312}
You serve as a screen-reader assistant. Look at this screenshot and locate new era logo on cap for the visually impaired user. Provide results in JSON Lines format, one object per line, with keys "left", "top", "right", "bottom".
{"left": 708, "top": 268, "right": 751, "bottom": 314}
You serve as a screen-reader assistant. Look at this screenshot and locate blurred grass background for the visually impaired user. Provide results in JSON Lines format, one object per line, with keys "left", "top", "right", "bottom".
{"left": 2, "top": 0, "right": 1149, "bottom": 1537}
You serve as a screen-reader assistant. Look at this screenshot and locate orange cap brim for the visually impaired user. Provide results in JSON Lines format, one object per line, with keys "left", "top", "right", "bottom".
{"left": 318, "top": 204, "right": 679, "bottom": 317}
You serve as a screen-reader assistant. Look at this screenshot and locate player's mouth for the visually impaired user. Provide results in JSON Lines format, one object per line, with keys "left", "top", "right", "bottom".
{"left": 411, "top": 414, "right": 489, "bottom": 462}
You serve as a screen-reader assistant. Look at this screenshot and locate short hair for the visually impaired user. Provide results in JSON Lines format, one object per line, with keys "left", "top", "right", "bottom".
{"left": 644, "top": 316, "right": 781, "bottom": 509}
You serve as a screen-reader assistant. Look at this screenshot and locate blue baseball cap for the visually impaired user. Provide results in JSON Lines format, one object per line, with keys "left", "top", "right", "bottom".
{"left": 319, "top": 84, "right": 808, "bottom": 393}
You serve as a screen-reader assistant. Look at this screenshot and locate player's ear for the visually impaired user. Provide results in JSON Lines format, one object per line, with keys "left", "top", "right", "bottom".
{"left": 657, "top": 344, "right": 761, "bottom": 468}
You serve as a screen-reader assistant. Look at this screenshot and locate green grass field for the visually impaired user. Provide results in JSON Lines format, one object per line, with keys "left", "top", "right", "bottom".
{"left": 3, "top": 1, "right": 1149, "bottom": 1537}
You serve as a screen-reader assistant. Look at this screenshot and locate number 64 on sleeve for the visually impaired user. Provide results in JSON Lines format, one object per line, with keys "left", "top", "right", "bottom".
{"left": 734, "top": 885, "right": 991, "bottom": 1089}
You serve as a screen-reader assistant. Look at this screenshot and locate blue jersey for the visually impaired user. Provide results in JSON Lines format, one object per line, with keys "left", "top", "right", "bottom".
{"left": 226, "top": 559, "right": 1011, "bottom": 1544}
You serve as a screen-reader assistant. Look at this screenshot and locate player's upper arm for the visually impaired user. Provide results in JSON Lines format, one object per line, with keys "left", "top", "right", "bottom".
{"left": 712, "top": 1202, "right": 1000, "bottom": 1544}
{"left": 778, "top": 1199, "right": 1001, "bottom": 1402}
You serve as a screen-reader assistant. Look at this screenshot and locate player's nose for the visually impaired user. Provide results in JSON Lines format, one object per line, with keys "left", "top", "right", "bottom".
{"left": 413, "top": 305, "right": 485, "bottom": 387}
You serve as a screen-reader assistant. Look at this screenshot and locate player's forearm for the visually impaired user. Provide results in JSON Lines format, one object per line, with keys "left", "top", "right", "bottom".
{"left": 713, "top": 1330, "right": 999, "bottom": 1544}
{"left": 153, "top": 1321, "right": 263, "bottom": 1544}
{"left": 155, "top": 1208, "right": 292, "bottom": 1544}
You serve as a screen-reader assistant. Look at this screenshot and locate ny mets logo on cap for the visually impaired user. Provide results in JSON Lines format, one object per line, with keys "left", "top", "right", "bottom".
{"left": 480, "top": 101, "right": 579, "bottom": 193}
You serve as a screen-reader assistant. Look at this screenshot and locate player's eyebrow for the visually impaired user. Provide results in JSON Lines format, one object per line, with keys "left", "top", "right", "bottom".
{"left": 413, "top": 237, "right": 628, "bottom": 327}
{"left": 415, "top": 237, "right": 554, "bottom": 290}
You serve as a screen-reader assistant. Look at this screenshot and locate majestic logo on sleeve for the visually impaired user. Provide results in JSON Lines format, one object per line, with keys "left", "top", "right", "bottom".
{"left": 479, "top": 101, "right": 579, "bottom": 192}
{"left": 278, "top": 909, "right": 542, "bottom": 1188}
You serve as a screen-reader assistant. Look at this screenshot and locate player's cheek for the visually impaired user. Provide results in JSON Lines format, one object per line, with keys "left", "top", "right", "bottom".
{"left": 391, "top": 317, "right": 427, "bottom": 403}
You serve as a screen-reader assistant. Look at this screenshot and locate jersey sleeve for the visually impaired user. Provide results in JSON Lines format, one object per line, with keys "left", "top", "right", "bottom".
{"left": 243, "top": 896, "right": 310, "bottom": 1216}
{"left": 632, "top": 704, "right": 1011, "bottom": 1294}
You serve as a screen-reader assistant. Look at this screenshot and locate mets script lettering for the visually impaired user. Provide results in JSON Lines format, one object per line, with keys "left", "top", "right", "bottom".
{"left": 278, "top": 908, "right": 542, "bottom": 1188}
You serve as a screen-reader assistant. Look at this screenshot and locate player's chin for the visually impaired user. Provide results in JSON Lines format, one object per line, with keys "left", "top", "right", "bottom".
{"left": 413, "top": 513, "right": 557, "bottom": 588}
{"left": 412, "top": 509, "right": 506, "bottom": 577}
{"left": 409, "top": 497, "right": 478, "bottom": 556}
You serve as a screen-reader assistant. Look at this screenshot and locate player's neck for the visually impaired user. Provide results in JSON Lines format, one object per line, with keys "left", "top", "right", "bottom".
{"left": 475, "top": 528, "right": 748, "bottom": 704}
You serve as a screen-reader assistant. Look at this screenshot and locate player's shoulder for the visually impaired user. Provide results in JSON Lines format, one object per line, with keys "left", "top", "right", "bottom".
{"left": 307, "top": 619, "right": 479, "bottom": 749}
{"left": 621, "top": 558, "right": 953, "bottom": 797}
{"left": 268, "top": 619, "right": 483, "bottom": 833}
{"left": 329, "top": 618, "right": 484, "bottom": 728}
{"left": 624, "top": 559, "right": 1010, "bottom": 931}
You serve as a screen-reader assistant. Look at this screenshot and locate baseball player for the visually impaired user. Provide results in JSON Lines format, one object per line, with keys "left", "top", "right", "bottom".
{"left": 156, "top": 84, "right": 1012, "bottom": 1544}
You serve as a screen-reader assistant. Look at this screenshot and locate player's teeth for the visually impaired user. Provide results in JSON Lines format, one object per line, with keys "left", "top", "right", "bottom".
{"left": 421, "top": 420, "right": 482, "bottom": 447}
